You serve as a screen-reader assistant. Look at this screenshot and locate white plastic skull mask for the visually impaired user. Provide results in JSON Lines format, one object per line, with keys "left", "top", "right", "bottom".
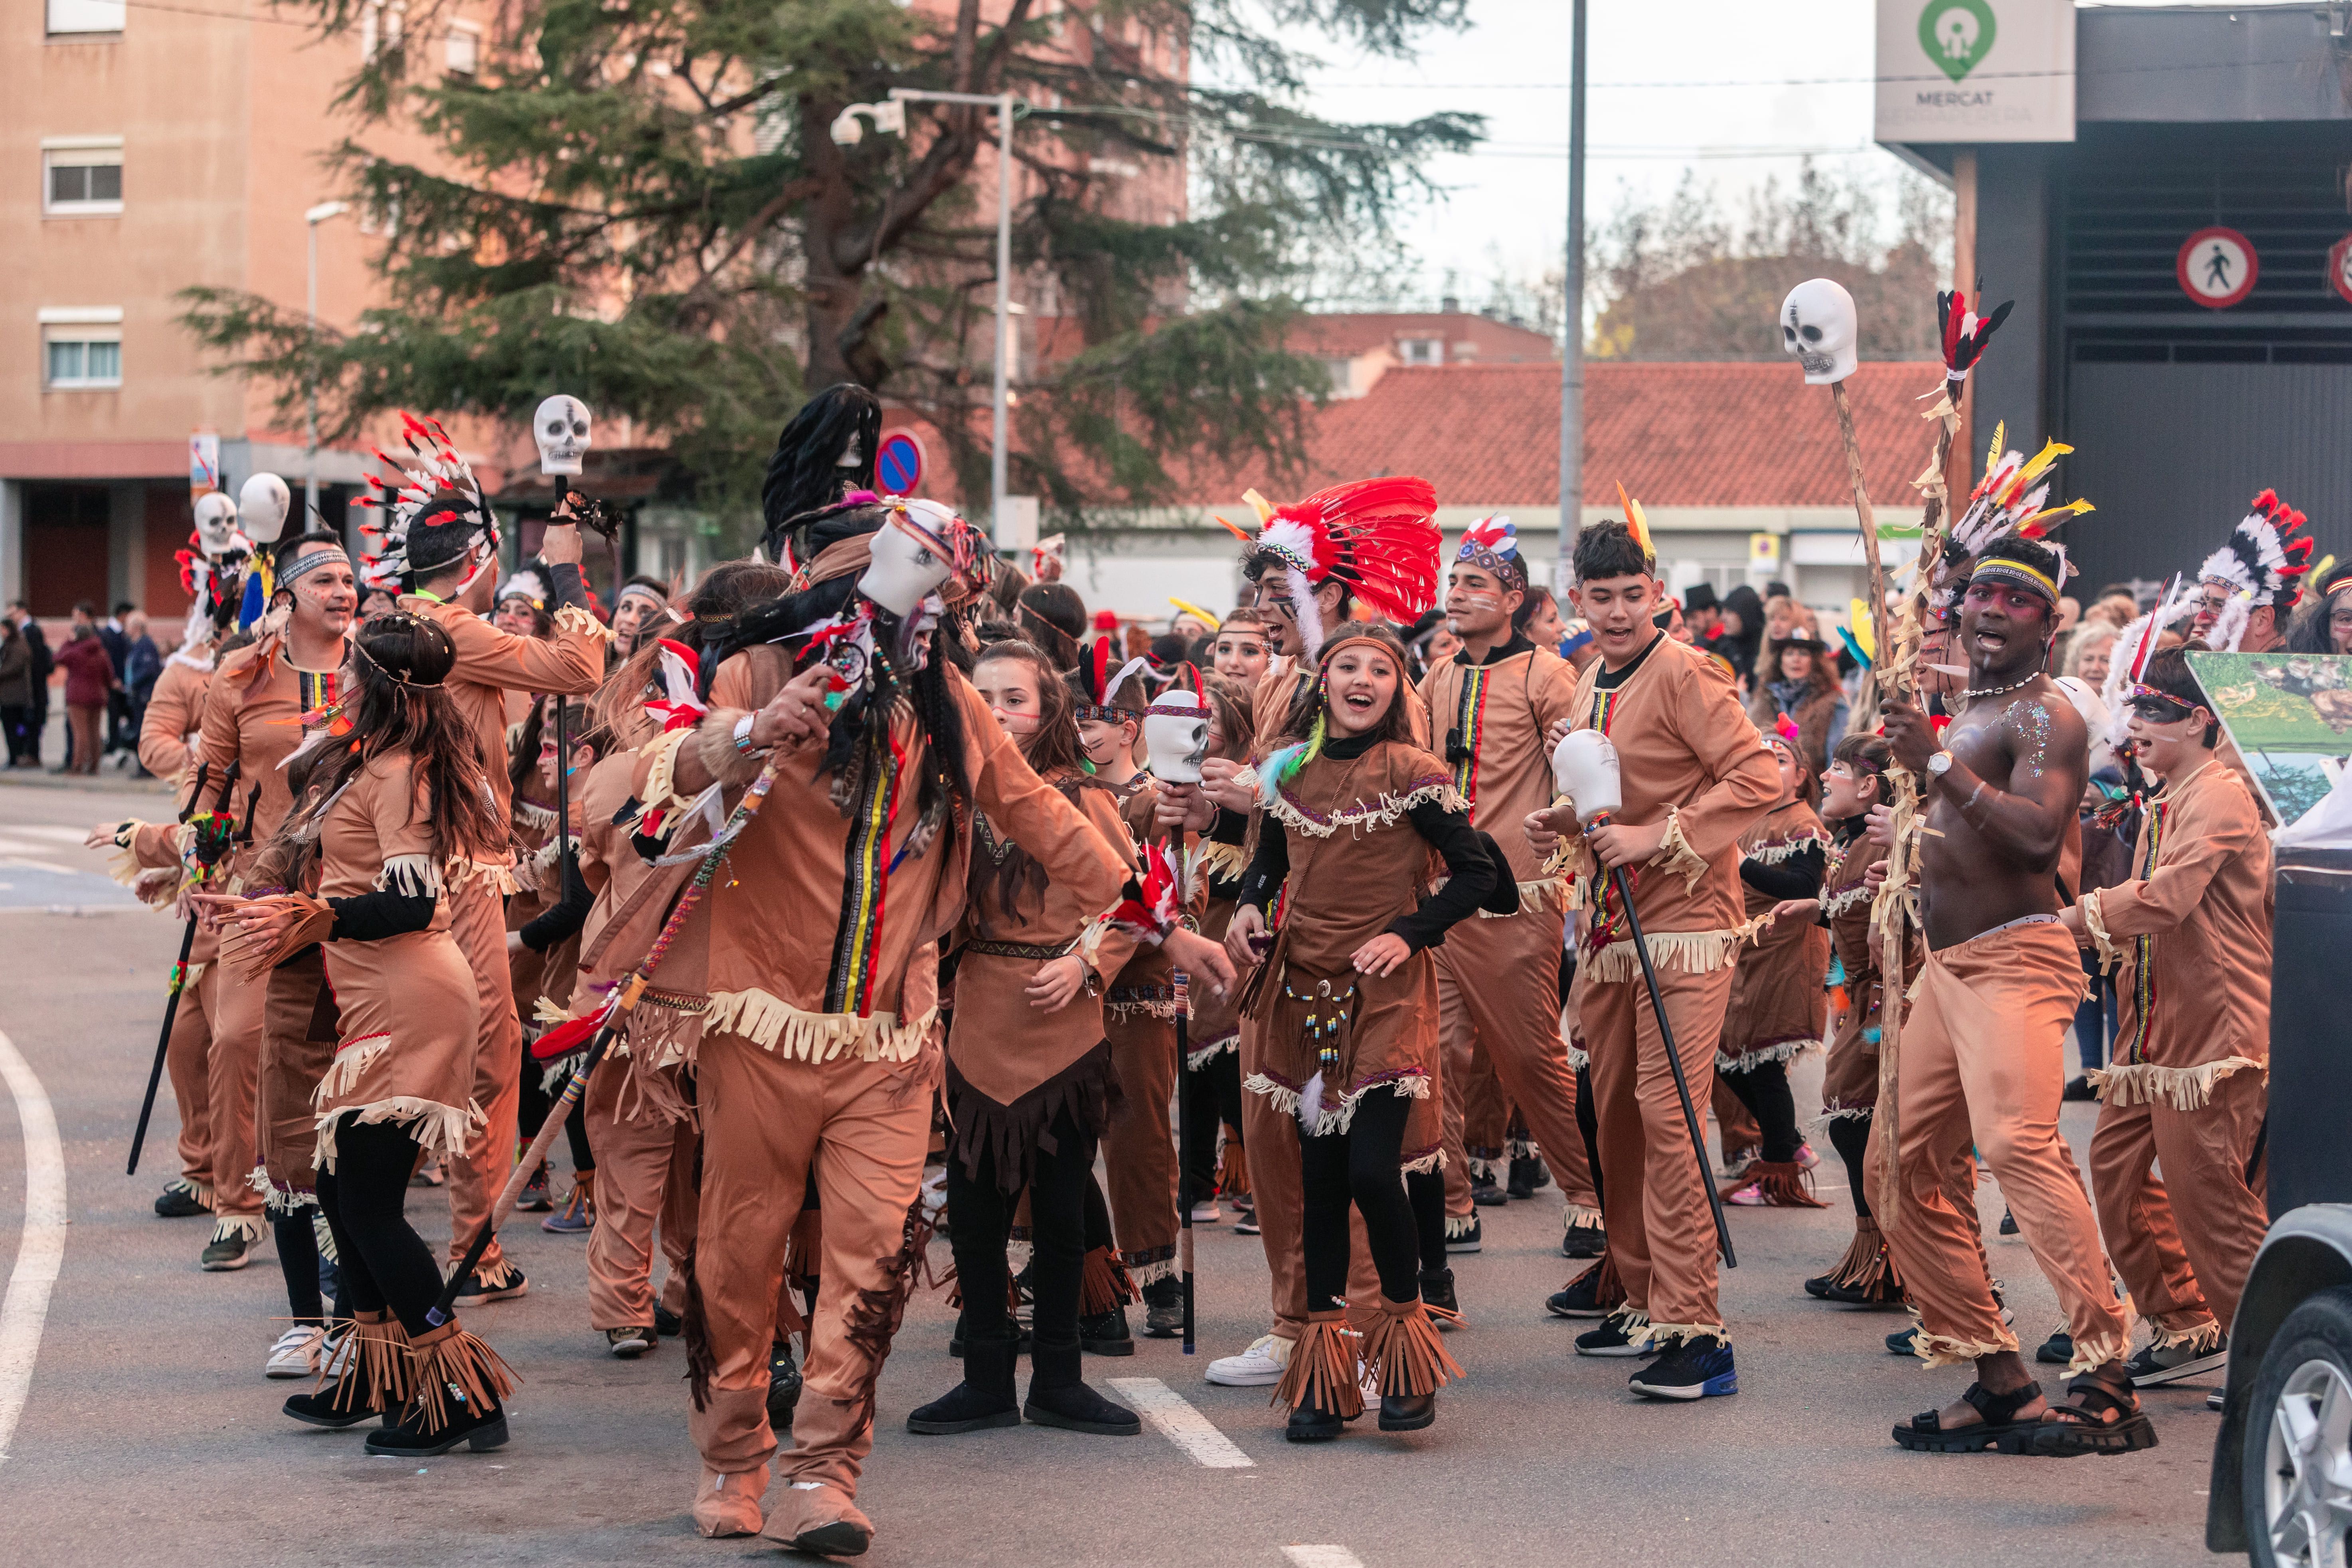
{"left": 193, "top": 492, "right": 241, "bottom": 559}
{"left": 1779, "top": 278, "right": 1858, "bottom": 386}
{"left": 1549, "top": 728, "right": 1623, "bottom": 828}
{"left": 534, "top": 394, "right": 592, "bottom": 476}
{"left": 238, "top": 473, "right": 292, "bottom": 546}
{"left": 1144, "top": 690, "right": 1211, "bottom": 784}
{"left": 858, "top": 500, "right": 961, "bottom": 617}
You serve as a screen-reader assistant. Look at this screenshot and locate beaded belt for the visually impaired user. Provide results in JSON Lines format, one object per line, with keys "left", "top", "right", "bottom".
{"left": 967, "top": 938, "right": 1079, "bottom": 961}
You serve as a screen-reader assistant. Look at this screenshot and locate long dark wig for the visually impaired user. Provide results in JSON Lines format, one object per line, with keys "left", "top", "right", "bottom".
{"left": 275, "top": 613, "right": 506, "bottom": 866}
{"left": 759, "top": 384, "right": 882, "bottom": 564}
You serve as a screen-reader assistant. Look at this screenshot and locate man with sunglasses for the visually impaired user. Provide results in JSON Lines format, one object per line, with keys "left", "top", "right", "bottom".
{"left": 2065, "top": 648, "right": 2270, "bottom": 1391}
{"left": 1871, "top": 536, "right": 2145, "bottom": 1458}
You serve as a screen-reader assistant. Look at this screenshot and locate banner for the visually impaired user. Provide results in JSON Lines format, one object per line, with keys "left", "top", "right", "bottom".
{"left": 1875, "top": 0, "right": 2075, "bottom": 145}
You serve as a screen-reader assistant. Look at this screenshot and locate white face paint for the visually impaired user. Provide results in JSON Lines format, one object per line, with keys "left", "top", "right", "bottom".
{"left": 836, "top": 432, "right": 864, "bottom": 469}
{"left": 1144, "top": 690, "right": 1211, "bottom": 783}
{"left": 858, "top": 506, "right": 957, "bottom": 617}
{"left": 1549, "top": 728, "right": 1623, "bottom": 827}
{"left": 1779, "top": 277, "right": 1859, "bottom": 386}
{"left": 534, "top": 394, "right": 592, "bottom": 476}
{"left": 193, "top": 492, "right": 241, "bottom": 558}
{"left": 237, "top": 473, "right": 292, "bottom": 545}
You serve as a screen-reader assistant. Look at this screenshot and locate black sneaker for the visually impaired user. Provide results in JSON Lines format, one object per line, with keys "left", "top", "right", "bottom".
{"left": 1628, "top": 1335, "right": 1737, "bottom": 1400}
{"left": 155, "top": 1180, "right": 208, "bottom": 1218}
{"left": 1508, "top": 1154, "right": 1550, "bottom": 1200}
{"left": 1573, "top": 1312, "right": 1653, "bottom": 1357}
{"left": 1420, "top": 1267, "right": 1463, "bottom": 1328}
{"left": 200, "top": 1226, "right": 255, "bottom": 1271}
{"left": 2063, "top": 1075, "right": 2098, "bottom": 1102}
{"left": 452, "top": 1263, "right": 529, "bottom": 1306}
{"left": 1886, "top": 1325, "right": 1918, "bottom": 1356}
{"left": 2127, "top": 1334, "right": 2227, "bottom": 1387}
{"left": 607, "top": 1325, "right": 654, "bottom": 1358}
{"left": 1079, "top": 1305, "right": 1136, "bottom": 1356}
{"left": 1469, "top": 1166, "right": 1508, "bottom": 1208}
{"left": 1444, "top": 1216, "right": 1482, "bottom": 1254}
{"left": 1998, "top": 1208, "right": 2020, "bottom": 1236}
{"left": 515, "top": 1165, "right": 553, "bottom": 1214}
{"left": 654, "top": 1303, "right": 682, "bottom": 1337}
{"left": 2035, "top": 1329, "right": 2074, "bottom": 1366}
{"left": 1138, "top": 1277, "right": 1182, "bottom": 1340}
{"left": 1560, "top": 1213, "right": 1606, "bottom": 1260}
{"left": 767, "top": 1339, "right": 802, "bottom": 1428}
{"left": 1546, "top": 1265, "right": 1615, "bottom": 1320}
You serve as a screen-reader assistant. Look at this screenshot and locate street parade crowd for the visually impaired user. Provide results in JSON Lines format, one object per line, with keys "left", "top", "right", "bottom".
{"left": 82, "top": 287, "right": 2345, "bottom": 1557}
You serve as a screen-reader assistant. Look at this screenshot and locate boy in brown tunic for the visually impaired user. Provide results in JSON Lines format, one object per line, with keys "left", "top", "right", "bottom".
{"left": 1526, "top": 519, "right": 1778, "bottom": 1400}
{"left": 2069, "top": 647, "right": 2271, "bottom": 1387}
{"left": 1419, "top": 516, "right": 1605, "bottom": 1266}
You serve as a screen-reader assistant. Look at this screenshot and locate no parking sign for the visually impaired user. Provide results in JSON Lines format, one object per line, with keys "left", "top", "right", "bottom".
{"left": 876, "top": 431, "right": 925, "bottom": 495}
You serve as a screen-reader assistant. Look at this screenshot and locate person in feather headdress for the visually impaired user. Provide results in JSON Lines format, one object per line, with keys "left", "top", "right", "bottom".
{"left": 2191, "top": 489, "right": 2313, "bottom": 655}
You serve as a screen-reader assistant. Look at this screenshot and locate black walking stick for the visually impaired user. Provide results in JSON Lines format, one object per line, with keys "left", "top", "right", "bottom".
{"left": 552, "top": 694, "right": 575, "bottom": 885}
{"left": 127, "top": 758, "right": 242, "bottom": 1175}
{"left": 1168, "top": 823, "right": 1196, "bottom": 1355}
{"left": 1600, "top": 848, "right": 1737, "bottom": 1270}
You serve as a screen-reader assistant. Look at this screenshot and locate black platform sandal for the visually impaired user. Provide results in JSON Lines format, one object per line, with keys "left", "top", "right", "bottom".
{"left": 2032, "top": 1370, "right": 2159, "bottom": 1457}
{"left": 1892, "top": 1379, "right": 2048, "bottom": 1454}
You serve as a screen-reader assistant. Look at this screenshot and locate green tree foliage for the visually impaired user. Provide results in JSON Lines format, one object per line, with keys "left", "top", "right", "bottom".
{"left": 180, "top": 0, "right": 1481, "bottom": 529}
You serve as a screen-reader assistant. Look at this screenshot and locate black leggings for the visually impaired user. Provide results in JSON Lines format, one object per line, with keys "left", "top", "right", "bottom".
{"left": 1828, "top": 1111, "right": 1874, "bottom": 1218}
{"left": 1575, "top": 1062, "right": 1605, "bottom": 1204}
{"left": 1719, "top": 1058, "right": 1803, "bottom": 1163}
{"left": 518, "top": 1049, "right": 595, "bottom": 1176}
{"left": 275, "top": 1211, "right": 326, "bottom": 1327}
{"left": 1179, "top": 1048, "right": 1245, "bottom": 1210}
{"left": 316, "top": 1116, "right": 451, "bottom": 1340}
{"left": 1406, "top": 1167, "right": 1446, "bottom": 1274}
{"left": 947, "top": 1102, "right": 1095, "bottom": 1351}
{"left": 1299, "top": 1089, "right": 1423, "bottom": 1310}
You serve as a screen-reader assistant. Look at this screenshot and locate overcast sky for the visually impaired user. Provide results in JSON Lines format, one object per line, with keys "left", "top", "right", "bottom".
{"left": 1260, "top": 0, "right": 2254, "bottom": 308}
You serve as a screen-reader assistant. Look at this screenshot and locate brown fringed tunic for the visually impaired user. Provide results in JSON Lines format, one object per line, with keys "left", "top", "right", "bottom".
{"left": 1718, "top": 799, "right": 1832, "bottom": 1073}
{"left": 1817, "top": 829, "right": 1892, "bottom": 1119}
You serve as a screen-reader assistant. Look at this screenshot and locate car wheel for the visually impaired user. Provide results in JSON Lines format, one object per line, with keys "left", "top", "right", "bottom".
{"left": 2243, "top": 1285, "right": 2352, "bottom": 1568}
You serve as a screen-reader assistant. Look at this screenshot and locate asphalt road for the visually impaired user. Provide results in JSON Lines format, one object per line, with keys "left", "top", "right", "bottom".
{"left": 0, "top": 777, "right": 2226, "bottom": 1568}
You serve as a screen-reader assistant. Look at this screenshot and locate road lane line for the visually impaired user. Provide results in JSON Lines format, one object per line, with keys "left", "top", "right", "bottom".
{"left": 0, "top": 1028, "right": 67, "bottom": 1469}
{"left": 1105, "top": 1377, "right": 1254, "bottom": 1468}
{"left": 1283, "top": 1548, "right": 1366, "bottom": 1568}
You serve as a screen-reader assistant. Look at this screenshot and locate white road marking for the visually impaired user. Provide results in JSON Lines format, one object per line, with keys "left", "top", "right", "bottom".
{"left": 1105, "top": 1376, "right": 1254, "bottom": 1468}
{"left": 0, "top": 857, "right": 79, "bottom": 877}
{"left": 1283, "top": 1548, "right": 1366, "bottom": 1568}
{"left": 0, "top": 1028, "right": 67, "bottom": 1469}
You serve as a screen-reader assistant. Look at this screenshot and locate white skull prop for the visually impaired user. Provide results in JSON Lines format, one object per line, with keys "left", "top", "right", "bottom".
{"left": 1144, "top": 690, "right": 1210, "bottom": 784}
{"left": 1779, "top": 278, "right": 1858, "bottom": 386}
{"left": 237, "top": 473, "right": 292, "bottom": 546}
{"left": 193, "top": 492, "right": 241, "bottom": 559}
{"left": 534, "top": 394, "right": 592, "bottom": 476}
{"left": 1549, "top": 728, "right": 1623, "bottom": 828}
{"left": 858, "top": 500, "right": 960, "bottom": 617}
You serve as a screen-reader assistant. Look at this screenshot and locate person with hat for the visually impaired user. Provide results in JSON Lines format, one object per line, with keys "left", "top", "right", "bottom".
{"left": 2191, "top": 490, "right": 2313, "bottom": 654}
{"left": 1419, "top": 514, "right": 1608, "bottom": 1270}
{"left": 1749, "top": 621, "right": 1848, "bottom": 779}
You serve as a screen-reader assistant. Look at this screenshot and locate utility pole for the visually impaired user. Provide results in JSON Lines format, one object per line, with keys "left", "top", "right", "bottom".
{"left": 302, "top": 201, "right": 349, "bottom": 522}
{"left": 1556, "top": 0, "right": 1587, "bottom": 591}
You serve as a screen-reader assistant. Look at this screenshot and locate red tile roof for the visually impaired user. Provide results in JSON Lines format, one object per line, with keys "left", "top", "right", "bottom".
{"left": 1289, "top": 312, "right": 1560, "bottom": 364}
{"left": 1181, "top": 360, "right": 1945, "bottom": 510}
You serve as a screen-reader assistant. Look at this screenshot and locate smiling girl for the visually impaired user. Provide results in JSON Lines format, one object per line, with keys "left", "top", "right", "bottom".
{"left": 1227, "top": 629, "right": 1495, "bottom": 1443}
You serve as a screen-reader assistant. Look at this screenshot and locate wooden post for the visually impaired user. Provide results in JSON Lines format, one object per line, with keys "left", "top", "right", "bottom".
{"left": 1950, "top": 150, "right": 1980, "bottom": 502}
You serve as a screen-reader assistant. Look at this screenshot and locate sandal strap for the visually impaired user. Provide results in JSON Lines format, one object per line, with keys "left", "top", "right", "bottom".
{"left": 2049, "top": 1373, "right": 2135, "bottom": 1425}
{"left": 1960, "top": 1379, "right": 2045, "bottom": 1426}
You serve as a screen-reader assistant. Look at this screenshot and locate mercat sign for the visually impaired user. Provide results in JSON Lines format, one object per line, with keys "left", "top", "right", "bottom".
{"left": 1876, "top": 0, "right": 2074, "bottom": 144}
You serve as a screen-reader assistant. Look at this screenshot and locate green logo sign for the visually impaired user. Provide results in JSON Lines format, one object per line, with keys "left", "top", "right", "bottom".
{"left": 1918, "top": 0, "right": 1996, "bottom": 82}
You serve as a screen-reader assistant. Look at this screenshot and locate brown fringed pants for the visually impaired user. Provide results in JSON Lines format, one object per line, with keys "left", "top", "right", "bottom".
{"left": 443, "top": 876, "right": 522, "bottom": 1277}
{"left": 689, "top": 1035, "right": 932, "bottom": 1494}
{"left": 165, "top": 960, "right": 218, "bottom": 1194}
{"left": 1866, "top": 923, "right": 2132, "bottom": 1370}
{"left": 583, "top": 1064, "right": 697, "bottom": 1331}
{"left": 1101, "top": 1010, "right": 1180, "bottom": 1283}
{"left": 206, "top": 963, "right": 268, "bottom": 1236}
{"left": 1583, "top": 959, "right": 1735, "bottom": 1337}
{"left": 2088, "top": 1064, "right": 2267, "bottom": 1346}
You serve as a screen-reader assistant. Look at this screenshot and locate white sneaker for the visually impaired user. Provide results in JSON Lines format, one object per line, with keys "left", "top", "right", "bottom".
{"left": 1205, "top": 1332, "right": 1292, "bottom": 1387}
{"left": 265, "top": 1323, "right": 328, "bottom": 1379}
{"left": 918, "top": 1166, "right": 948, "bottom": 1228}
{"left": 1190, "top": 1202, "right": 1221, "bottom": 1222}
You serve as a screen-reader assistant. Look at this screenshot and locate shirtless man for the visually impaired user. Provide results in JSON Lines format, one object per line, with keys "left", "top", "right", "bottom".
{"left": 1868, "top": 536, "right": 2148, "bottom": 1457}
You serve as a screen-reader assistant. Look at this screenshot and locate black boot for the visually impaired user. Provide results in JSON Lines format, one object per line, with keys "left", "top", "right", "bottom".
{"left": 950, "top": 1307, "right": 1031, "bottom": 1357}
{"left": 1378, "top": 1390, "right": 1437, "bottom": 1432}
{"left": 282, "top": 1365, "right": 375, "bottom": 1430}
{"left": 1419, "top": 1266, "right": 1462, "bottom": 1325}
{"left": 364, "top": 1391, "right": 508, "bottom": 1456}
{"left": 1023, "top": 1341, "right": 1140, "bottom": 1434}
{"left": 1077, "top": 1303, "right": 1134, "bottom": 1356}
{"left": 1508, "top": 1155, "right": 1546, "bottom": 1200}
{"left": 766, "top": 1339, "right": 802, "bottom": 1430}
{"left": 907, "top": 1334, "right": 1020, "bottom": 1434}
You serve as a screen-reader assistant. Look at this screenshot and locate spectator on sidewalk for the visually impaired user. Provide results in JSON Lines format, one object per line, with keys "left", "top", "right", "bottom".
{"left": 123, "top": 610, "right": 162, "bottom": 773}
{"left": 10, "top": 601, "right": 53, "bottom": 765}
{"left": 101, "top": 600, "right": 136, "bottom": 759}
{"left": 55, "top": 607, "right": 120, "bottom": 776}
{"left": 0, "top": 614, "right": 33, "bottom": 766}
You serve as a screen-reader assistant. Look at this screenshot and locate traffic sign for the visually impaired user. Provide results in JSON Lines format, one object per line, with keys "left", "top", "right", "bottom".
{"left": 2177, "top": 226, "right": 2257, "bottom": 309}
{"left": 876, "top": 430, "right": 925, "bottom": 495}
{"left": 2328, "top": 235, "right": 2352, "bottom": 307}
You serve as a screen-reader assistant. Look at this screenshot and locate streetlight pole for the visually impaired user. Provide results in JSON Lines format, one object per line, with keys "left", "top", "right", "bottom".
{"left": 303, "top": 200, "right": 350, "bottom": 522}
{"left": 834, "top": 89, "right": 1018, "bottom": 537}
{"left": 1556, "top": 0, "right": 1587, "bottom": 591}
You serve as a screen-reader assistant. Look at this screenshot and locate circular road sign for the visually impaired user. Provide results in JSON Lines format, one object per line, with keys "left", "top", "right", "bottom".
{"left": 876, "top": 430, "right": 925, "bottom": 495}
{"left": 2328, "top": 235, "right": 2352, "bottom": 307}
{"left": 2177, "top": 226, "right": 2258, "bottom": 310}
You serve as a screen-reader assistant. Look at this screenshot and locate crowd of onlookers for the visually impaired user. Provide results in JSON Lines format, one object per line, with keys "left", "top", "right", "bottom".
{"left": 0, "top": 597, "right": 169, "bottom": 775}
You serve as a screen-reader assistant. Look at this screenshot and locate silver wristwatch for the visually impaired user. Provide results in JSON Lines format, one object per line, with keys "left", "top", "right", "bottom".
{"left": 1925, "top": 748, "right": 1955, "bottom": 779}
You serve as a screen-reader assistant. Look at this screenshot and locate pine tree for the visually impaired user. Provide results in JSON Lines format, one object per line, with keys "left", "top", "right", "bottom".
{"left": 180, "top": 0, "right": 1480, "bottom": 532}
